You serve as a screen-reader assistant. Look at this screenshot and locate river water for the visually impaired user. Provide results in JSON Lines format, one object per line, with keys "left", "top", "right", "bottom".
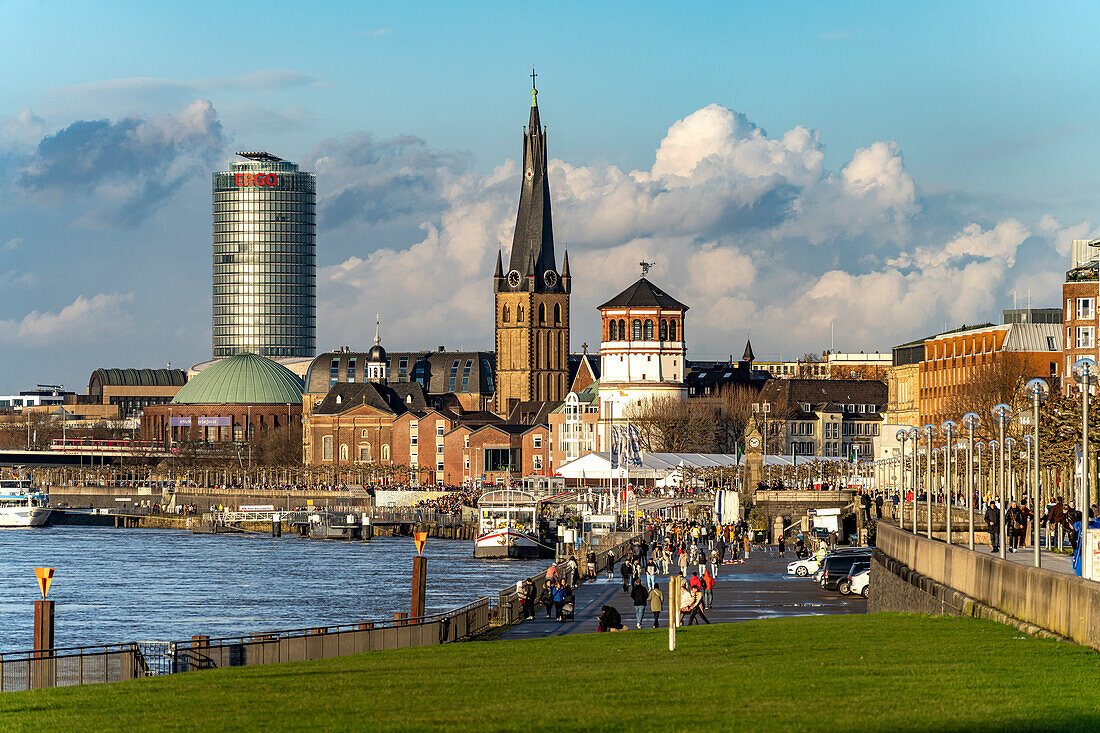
{"left": 0, "top": 527, "right": 540, "bottom": 653}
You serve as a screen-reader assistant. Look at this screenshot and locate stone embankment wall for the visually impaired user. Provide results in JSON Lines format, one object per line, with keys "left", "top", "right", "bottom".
{"left": 872, "top": 520, "right": 1098, "bottom": 648}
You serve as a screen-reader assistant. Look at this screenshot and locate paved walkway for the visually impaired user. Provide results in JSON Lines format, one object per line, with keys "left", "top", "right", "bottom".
{"left": 502, "top": 548, "right": 865, "bottom": 639}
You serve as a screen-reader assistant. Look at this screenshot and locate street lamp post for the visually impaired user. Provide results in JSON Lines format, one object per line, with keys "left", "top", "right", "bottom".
{"left": 923, "top": 424, "right": 936, "bottom": 539}
{"left": 963, "top": 412, "right": 980, "bottom": 550}
{"left": 992, "top": 402, "right": 1012, "bottom": 560}
{"left": 1005, "top": 436, "right": 1016, "bottom": 505}
{"left": 987, "top": 439, "right": 999, "bottom": 555}
{"left": 908, "top": 427, "right": 920, "bottom": 534}
{"left": 1026, "top": 378, "right": 1049, "bottom": 568}
{"left": 1071, "top": 358, "right": 1098, "bottom": 576}
{"left": 896, "top": 430, "right": 909, "bottom": 532}
{"left": 941, "top": 420, "right": 957, "bottom": 545}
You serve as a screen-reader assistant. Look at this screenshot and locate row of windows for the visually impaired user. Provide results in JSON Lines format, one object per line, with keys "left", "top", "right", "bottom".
{"left": 213, "top": 298, "right": 314, "bottom": 309}
{"left": 214, "top": 328, "right": 313, "bottom": 338}
{"left": 500, "top": 303, "right": 564, "bottom": 325}
{"left": 213, "top": 199, "right": 313, "bottom": 211}
{"left": 213, "top": 266, "right": 316, "bottom": 277}
{"left": 607, "top": 318, "right": 679, "bottom": 341}
{"left": 213, "top": 227, "right": 315, "bottom": 237}
{"left": 215, "top": 337, "right": 314, "bottom": 348}
{"left": 214, "top": 314, "right": 313, "bottom": 324}
{"left": 214, "top": 243, "right": 314, "bottom": 254}
{"left": 215, "top": 254, "right": 313, "bottom": 265}
{"left": 213, "top": 177, "right": 315, "bottom": 194}
{"left": 213, "top": 281, "right": 315, "bottom": 291}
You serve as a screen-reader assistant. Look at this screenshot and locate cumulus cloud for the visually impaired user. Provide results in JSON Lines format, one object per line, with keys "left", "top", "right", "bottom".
{"left": 0, "top": 293, "right": 134, "bottom": 345}
{"left": 314, "top": 103, "right": 1074, "bottom": 360}
{"left": 16, "top": 100, "right": 226, "bottom": 226}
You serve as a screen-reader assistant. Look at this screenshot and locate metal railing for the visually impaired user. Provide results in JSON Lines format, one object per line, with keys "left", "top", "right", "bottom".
{"left": 0, "top": 643, "right": 139, "bottom": 692}
{"left": 0, "top": 597, "right": 493, "bottom": 693}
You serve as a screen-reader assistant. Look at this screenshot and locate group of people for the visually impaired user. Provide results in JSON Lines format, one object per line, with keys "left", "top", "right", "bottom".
{"left": 412, "top": 487, "right": 482, "bottom": 514}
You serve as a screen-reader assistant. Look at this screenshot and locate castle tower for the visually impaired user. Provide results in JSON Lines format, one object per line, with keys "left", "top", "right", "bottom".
{"left": 493, "top": 75, "right": 570, "bottom": 416}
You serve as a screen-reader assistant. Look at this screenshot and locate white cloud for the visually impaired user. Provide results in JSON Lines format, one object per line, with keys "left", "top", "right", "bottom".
{"left": 0, "top": 293, "right": 134, "bottom": 346}
{"left": 313, "top": 102, "right": 1074, "bottom": 360}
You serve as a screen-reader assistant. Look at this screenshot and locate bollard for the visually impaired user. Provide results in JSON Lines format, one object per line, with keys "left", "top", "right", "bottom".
{"left": 412, "top": 556, "right": 427, "bottom": 619}
{"left": 272, "top": 513, "right": 282, "bottom": 537}
{"left": 669, "top": 575, "right": 680, "bottom": 652}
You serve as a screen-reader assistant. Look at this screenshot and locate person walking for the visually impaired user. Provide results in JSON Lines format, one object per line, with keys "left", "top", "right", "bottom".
{"left": 678, "top": 547, "right": 688, "bottom": 577}
{"left": 777, "top": 534, "right": 786, "bottom": 558}
{"left": 708, "top": 547, "right": 720, "bottom": 578}
{"left": 683, "top": 587, "right": 710, "bottom": 626}
{"left": 645, "top": 557, "right": 657, "bottom": 591}
{"left": 702, "top": 569, "right": 715, "bottom": 609}
{"left": 520, "top": 578, "right": 536, "bottom": 620}
{"left": 540, "top": 580, "right": 555, "bottom": 619}
{"left": 985, "top": 500, "right": 1000, "bottom": 553}
{"left": 631, "top": 580, "right": 648, "bottom": 629}
{"left": 552, "top": 579, "right": 566, "bottom": 621}
{"left": 606, "top": 554, "right": 616, "bottom": 582}
{"left": 620, "top": 557, "right": 633, "bottom": 592}
{"left": 647, "top": 584, "right": 664, "bottom": 628}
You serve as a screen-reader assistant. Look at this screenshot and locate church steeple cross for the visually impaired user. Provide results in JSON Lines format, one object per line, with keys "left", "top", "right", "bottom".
{"left": 530, "top": 67, "right": 537, "bottom": 89}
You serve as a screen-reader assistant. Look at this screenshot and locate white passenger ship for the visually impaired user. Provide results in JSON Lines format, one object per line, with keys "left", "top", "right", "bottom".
{"left": 0, "top": 478, "right": 51, "bottom": 528}
{"left": 474, "top": 489, "right": 546, "bottom": 559}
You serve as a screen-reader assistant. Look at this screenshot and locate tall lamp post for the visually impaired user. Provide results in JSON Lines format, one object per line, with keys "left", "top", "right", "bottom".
{"left": 941, "top": 420, "right": 957, "bottom": 545}
{"left": 992, "top": 402, "right": 1013, "bottom": 561}
{"left": 896, "top": 430, "right": 909, "bottom": 532}
{"left": 963, "top": 412, "right": 980, "bottom": 550}
{"left": 987, "top": 439, "right": 999, "bottom": 555}
{"left": 908, "top": 427, "right": 920, "bottom": 534}
{"left": 923, "top": 424, "right": 936, "bottom": 539}
{"left": 1005, "top": 436, "right": 1017, "bottom": 505}
{"left": 1071, "top": 358, "right": 1098, "bottom": 575}
{"left": 1026, "top": 378, "right": 1049, "bottom": 568}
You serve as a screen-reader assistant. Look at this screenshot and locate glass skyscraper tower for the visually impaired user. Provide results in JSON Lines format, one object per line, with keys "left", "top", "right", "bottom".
{"left": 212, "top": 152, "right": 316, "bottom": 359}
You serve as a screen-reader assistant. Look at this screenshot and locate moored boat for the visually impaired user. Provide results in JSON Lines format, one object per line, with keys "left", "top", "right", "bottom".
{"left": 474, "top": 489, "right": 550, "bottom": 559}
{"left": 0, "top": 478, "right": 51, "bottom": 528}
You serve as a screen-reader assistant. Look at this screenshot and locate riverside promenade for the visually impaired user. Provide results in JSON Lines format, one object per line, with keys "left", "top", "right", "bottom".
{"left": 503, "top": 548, "right": 865, "bottom": 639}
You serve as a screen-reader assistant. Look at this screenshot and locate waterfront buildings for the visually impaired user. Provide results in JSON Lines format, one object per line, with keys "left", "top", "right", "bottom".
{"left": 1062, "top": 239, "right": 1100, "bottom": 395}
{"left": 752, "top": 379, "right": 887, "bottom": 459}
{"left": 212, "top": 152, "right": 316, "bottom": 360}
{"left": 918, "top": 322, "right": 1061, "bottom": 426}
{"left": 87, "top": 368, "right": 187, "bottom": 419}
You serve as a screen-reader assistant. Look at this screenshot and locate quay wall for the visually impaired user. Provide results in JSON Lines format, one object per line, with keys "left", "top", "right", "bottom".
{"left": 871, "top": 520, "right": 1096, "bottom": 648}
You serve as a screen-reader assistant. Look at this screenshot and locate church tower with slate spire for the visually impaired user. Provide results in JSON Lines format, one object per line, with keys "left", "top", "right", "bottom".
{"left": 493, "top": 73, "right": 570, "bottom": 416}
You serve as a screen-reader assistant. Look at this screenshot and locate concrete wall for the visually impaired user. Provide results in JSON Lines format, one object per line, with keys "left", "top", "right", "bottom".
{"left": 875, "top": 520, "right": 1100, "bottom": 649}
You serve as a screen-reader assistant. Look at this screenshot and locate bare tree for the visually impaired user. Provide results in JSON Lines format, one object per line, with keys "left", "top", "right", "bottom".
{"left": 624, "top": 396, "right": 713, "bottom": 452}
{"left": 798, "top": 352, "right": 825, "bottom": 379}
{"left": 942, "top": 353, "right": 1030, "bottom": 442}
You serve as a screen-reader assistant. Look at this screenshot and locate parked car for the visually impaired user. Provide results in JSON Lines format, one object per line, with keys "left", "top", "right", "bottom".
{"left": 837, "top": 561, "right": 870, "bottom": 594}
{"left": 821, "top": 551, "right": 873, "bottom": 591}
{"left": 849, "top": 568, "right": 869, "bottom": 598}
{"left": 787, "top": 557, "right": 820, "bottom": 577}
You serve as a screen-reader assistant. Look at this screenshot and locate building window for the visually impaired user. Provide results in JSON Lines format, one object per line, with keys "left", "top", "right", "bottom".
{"left": 659, "top": 319, "right": 668, "bottom": 341}
{"left": 322, "top": 436, "right": 333, "bottom": 461}
{"left": 669, "top": 320, "right": 677, "bottom": 340}
{"left": 339, "top": 444, "right": 348, "bottom": 461}
{"left": 464, "top": 434, "right": 469, "bottom": 448}
{"left": 609, "top": 320, "right": 618, "bottom": 340}
{"left": 533, "top": 435, "right": 543, "bottom": 449}
{"left": 1078, "top": 298, "right": 1095, "bottom": 320}
{"left": 503, "top": 305, "right": 510, "bottom": 323}
{"left": 533, "top": 455, "right": 543, "bottom": 471}
{"left": 381, "top": 444, "right": 390, "bottom": 461}
{"left": 1077, "top": 326, "right": 1095, "bottom": 349}
{"left": 632, "top": 319, "right": 642, "bottom": 340}
{"left": 618, "top": 319, "right": 625, "bottom": 339}
{"left": 643, "top": 319, "right": 654, "bottom": 340}
{"left": 437, "top": 423, "right": 445, "bottom": 436}
{"left": 436, "top": 444, "right": 444, "bottom": 455}
{"left": 554, "top": 303, "right": 562, "bottom": 325}
{"left": 359, "top": 445, "right": 371, "bottom": 462}
{"left": 437, "top": 461, "right": 444, "bottom": 471}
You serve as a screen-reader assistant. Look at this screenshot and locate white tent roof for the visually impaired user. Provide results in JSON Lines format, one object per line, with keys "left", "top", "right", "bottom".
{"left": 556, "top": 451, "right": 851, "bottom": 479}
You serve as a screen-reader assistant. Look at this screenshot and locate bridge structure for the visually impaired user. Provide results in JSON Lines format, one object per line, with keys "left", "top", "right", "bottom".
{"left": 0, "top": 447, "right": 169, "bottom": 468}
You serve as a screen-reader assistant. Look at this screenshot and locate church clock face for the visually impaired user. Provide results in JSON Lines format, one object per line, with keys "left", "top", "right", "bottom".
{"left": 543, "top": 270, "right": 557, "bottom": 288}
{"left": 507, "top": 269, "right": 521, "bottom": 288}
{"left": 748, "top": 436, "right": 761, "bottom": 449}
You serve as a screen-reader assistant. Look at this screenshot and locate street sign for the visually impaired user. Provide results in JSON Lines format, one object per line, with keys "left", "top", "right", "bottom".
{"left": 34, "top": 567, "right": 54, "bottom": 599}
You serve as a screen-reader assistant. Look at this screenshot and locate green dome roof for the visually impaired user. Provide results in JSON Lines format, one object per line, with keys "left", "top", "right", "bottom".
{"left": 172, "top": 353, "right": 304, "bottom": 405}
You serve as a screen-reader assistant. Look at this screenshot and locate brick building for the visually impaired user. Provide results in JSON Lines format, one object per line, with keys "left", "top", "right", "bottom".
{"left": 753, "top": 379, "right": 888, "bottom": 459}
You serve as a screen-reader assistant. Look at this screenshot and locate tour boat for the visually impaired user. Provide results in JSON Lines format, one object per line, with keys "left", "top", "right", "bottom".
{"left": 0, "top": 478, "right": 51, "bottom": 528}
{"left": 474, "top": 489, "right": 549, "bottom": 559}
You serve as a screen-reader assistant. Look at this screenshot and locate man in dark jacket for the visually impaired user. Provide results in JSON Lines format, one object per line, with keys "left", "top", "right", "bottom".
{"left": 984, "top": 501, "right": 1000, "bottom": 553}
{"left": 630, "top": 581, "right": 648, "bottom": 628}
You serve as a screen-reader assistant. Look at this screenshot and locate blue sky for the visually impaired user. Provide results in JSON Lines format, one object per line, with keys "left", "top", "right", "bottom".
{"left": 1, "top": 0, "right": 1098, "bottom": 392}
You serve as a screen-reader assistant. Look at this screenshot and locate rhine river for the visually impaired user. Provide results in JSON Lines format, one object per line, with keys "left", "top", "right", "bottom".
{"left": 0, "top": 527, "right": 539, "bottom": 653}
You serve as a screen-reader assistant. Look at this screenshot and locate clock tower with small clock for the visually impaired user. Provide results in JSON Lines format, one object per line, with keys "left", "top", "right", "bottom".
{"left": 492, "top": 73, "right": 570, "bottom": 415}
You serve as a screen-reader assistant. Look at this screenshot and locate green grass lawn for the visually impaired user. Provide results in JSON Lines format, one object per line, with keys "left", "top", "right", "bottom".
{"left": 2, "top": 613, "right": 1098, "bottom": 732}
